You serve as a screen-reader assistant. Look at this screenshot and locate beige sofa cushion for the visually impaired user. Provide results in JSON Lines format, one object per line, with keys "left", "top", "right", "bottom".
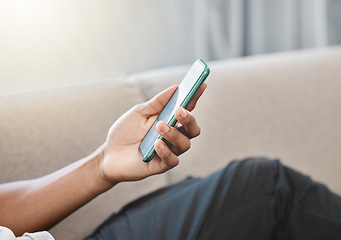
{"left": 131, "top": 46, "right": 341, "bottom": 196}
{"left": 0, "top": 80, "right": 169, "bottom": 239}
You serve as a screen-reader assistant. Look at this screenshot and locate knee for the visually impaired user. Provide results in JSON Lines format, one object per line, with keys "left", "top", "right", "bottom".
{"left": 223, "top": 157, "right": 281, "bottom": 193}
{"left": 231, "top": 157, "right": 280, "bottom": 176}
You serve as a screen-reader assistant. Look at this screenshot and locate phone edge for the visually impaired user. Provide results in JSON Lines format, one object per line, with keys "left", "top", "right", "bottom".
{"left": 141, "top": 60, "right": 210, "bottom": 162}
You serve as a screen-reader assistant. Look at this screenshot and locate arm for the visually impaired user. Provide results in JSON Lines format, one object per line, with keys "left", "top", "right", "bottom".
{"left": 0, "top": 83, "right": 207, "bottom": 236}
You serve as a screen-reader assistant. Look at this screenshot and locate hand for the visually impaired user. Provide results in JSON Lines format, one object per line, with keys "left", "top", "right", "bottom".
{"left": 98, "top": 83, "right": 207, "bottom": 184}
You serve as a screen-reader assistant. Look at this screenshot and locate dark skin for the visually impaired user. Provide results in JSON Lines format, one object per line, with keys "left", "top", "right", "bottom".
{"left": 0, "top": 83, "right": 207, "bottom": 236}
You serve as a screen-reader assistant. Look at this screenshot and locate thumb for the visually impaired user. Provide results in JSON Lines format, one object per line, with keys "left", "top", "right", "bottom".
{"left": 140, "top": 85, "right": 178, "bottom": 116}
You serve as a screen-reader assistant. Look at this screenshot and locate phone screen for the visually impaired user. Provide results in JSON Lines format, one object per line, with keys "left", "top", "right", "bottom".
{"left": 139, "top": 59, "right": 209, "bottom": 162}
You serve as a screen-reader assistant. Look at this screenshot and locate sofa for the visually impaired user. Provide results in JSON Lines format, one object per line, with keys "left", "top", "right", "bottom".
{"left": 1, "top": 46, "right": 341, "bottom": 239}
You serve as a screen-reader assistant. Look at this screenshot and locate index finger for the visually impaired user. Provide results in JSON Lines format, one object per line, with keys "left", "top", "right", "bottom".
{"left": 186, "top": 82, "right": 207, "bottom": 112}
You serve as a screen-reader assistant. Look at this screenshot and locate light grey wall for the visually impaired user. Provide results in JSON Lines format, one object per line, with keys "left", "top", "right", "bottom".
{"left": 0, "top": 0, "right": 340, "bottom": 95}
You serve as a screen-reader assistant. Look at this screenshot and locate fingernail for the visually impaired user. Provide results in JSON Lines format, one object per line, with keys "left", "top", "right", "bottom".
{"left": 159, "top": 122, "right": 169, "bottom": 134}
{"left": 179, "top": 108, "right": 188, "bottom": 119}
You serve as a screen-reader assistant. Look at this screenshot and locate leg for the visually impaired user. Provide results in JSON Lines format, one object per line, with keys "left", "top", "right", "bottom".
{"left": 276, "top": 167, "right": 341, "bottom": 239}
{"left": 85, "top": 158, "right": 341, "bottom": 240}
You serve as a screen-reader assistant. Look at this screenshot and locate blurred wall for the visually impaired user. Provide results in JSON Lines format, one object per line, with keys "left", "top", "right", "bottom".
{"left": 0, "top": 0, "right": 340, "bottom": 95}
{"left": 0, "top": 1, "right": 183, "bottom": 94}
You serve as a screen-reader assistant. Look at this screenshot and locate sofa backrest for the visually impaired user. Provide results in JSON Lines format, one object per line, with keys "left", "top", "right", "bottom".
{"left": 0, "top": 80, "right": 141, "bottom": 182}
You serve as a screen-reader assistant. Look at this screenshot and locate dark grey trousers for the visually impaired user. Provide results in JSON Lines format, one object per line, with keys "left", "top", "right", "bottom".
{"left": 85, "top": 158, "right": 341, "bottom": 240}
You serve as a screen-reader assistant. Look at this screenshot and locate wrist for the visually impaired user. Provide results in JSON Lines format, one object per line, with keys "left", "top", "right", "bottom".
{"left": 87, "top": 144, "right": 117, "bottom": 194}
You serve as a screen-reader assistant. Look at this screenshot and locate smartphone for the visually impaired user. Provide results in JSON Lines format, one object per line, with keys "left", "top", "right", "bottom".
{"left": 139, "top": 59, "right": 210, "bottom": 162}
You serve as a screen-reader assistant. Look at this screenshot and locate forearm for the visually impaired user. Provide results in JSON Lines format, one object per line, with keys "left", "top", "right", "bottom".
{"left": 0, "top": 146, "right": 114, "bottom": 237}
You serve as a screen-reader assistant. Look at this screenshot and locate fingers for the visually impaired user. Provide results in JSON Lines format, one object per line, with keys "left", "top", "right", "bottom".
{"left": 186, "top": 82, "right": 207, "bottom": 111}
{"left": 150, "top": 105, "right": 202, "bottom": 174}
{"left": 156, "top": 121, "right": 191, "bottom": 155}
{"left": 155, "top": 106, "right": 200, "bottom": 155}
{"left": 175, "top": 107, "right": 201, "bottom": 139}
{"left": 154, "top": 139, "right": 179, "bottom": 170}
